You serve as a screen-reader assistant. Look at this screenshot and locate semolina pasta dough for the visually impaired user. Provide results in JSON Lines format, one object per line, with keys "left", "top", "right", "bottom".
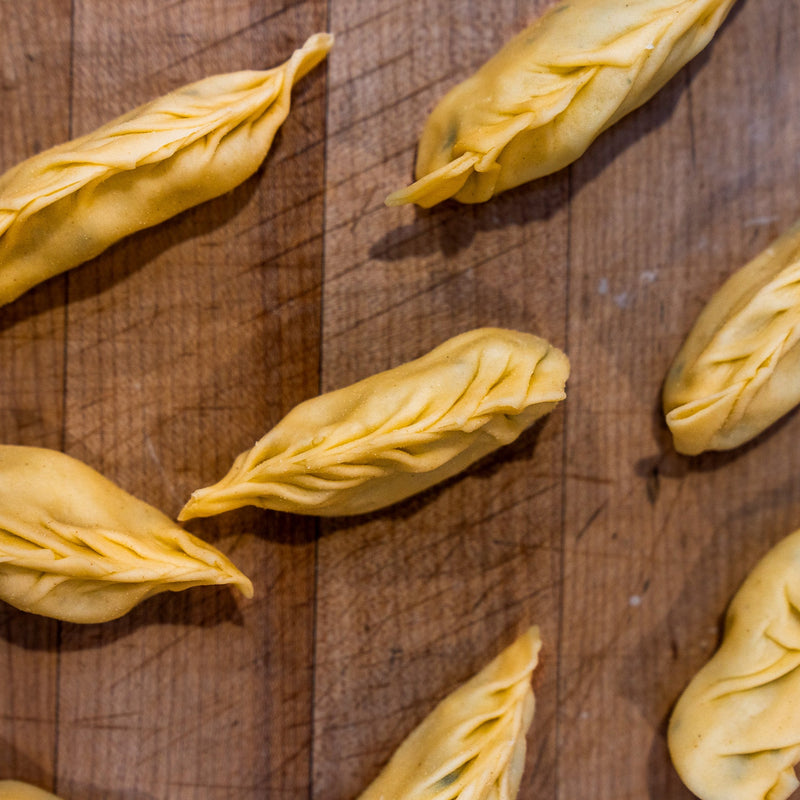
{"left": 386, "top": 0, "right": 734, "bottom": 207}
{"left": 0, "top": 782, "right": 63, "bottom": 800}
{"left": 356, "top": 626, "right": 541, "bottom": 800}
{"left": 0, "top": 446, "right": 253, "bottom": 623}
{"left": 179, "top": 328, "right": 569, "bottom": 519}
{"left": 668, "top": 526, "right": 800, "bottom": 800}
{"left": 0, "top": 33, "right": 332, "bottom": 307}
{"left": 663, "top": 221, "right": 800, "bottom": 455}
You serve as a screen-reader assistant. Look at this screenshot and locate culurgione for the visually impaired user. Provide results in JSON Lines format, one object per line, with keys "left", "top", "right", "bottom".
{"left": 386, "top": 0, "right": 735, "bottom": 207}
{"left": 0, "top": 33, "right": 332, "bottom": 307}
{"left": 179, "top": 328, "right": 569, "bottom": 519}
{"left": 663, "top": 221, "right": 800, "bottom": 455}
{"left": 0, "top": 445, "right": 252, "bottom": 623}
{"left": 0, "top": 783, "right": 63, "bottom": 800}
{"left": 668, "top": 525, "right": 800, "bottom": 800}
{"left": 356, "top": 626, "right": 541, "bottom": 800}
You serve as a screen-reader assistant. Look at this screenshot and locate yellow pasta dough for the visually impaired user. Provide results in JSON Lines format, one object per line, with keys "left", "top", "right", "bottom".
{"left": 0, "top": 445, "right": 252, "bottom": 623}
{"left": 356, "top": 627, "right": 541, "bottom": 800}
{"left": 386, "top": 0, "right": 734, "bottom": 207}
{"left": 0, "top": 33, "right": 332, "bottom": 307}
{"left": 668, "top": 526, "right": 800, "bottom": 800}
{"left": 663, "top": 221, "right": 800, "bottom": 455}
{"left": 0, "top": 782, "right": 62, "bottom": 800}
{"left": 179, "top": 328, "right": 569, "bottom": 519}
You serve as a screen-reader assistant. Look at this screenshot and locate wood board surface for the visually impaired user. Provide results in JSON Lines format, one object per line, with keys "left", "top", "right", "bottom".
{"left": 1, "top": 0, "right": 799, "bottom": 798}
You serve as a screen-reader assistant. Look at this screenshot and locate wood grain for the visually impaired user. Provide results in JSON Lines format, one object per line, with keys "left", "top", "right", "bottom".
{"left": 1, "top": 0, "right": 800, "bottom": 799}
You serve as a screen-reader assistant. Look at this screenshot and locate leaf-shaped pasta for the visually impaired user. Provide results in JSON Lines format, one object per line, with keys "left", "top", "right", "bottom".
{"left": 0, "top": 33, "right": 332, "bottom": 307}
{"left": 0, "top": 445, "right": 252, "bottom": 623}
{"left": 179, "top": 328, "right": 569, "bottom": 519}
{"left": 668, "top": 526, "right": 800, "bottom": 800}
{"left": 356, "top": 626, "right": 541, "bottom": 800}
{"left": 663, "top": 221, "right": 800, "bottom": 455}
{"left": 0, "top": 782, "right": 62, "bottom": 800}
{"left": 386, "top": 0, "right": 734, "bottom": 207}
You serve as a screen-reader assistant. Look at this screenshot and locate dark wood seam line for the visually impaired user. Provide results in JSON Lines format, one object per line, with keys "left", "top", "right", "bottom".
{"left": 308, "top": 0, "right": 332, "bottom": 797}
{"left": 53, "top": 0, "right": 78, "bottom": 793}
{"left": 556, "top": 163, "right": 574, "bottom": 800}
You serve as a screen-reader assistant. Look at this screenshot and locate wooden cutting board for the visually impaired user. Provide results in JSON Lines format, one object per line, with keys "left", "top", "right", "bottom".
{"left": 1, "top": 0, "right": 799, "bottom": 798}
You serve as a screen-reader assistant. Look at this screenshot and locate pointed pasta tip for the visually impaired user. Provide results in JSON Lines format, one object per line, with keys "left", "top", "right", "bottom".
{"left": 303, "top": 31, "right": 334, "bottom": 53}
{"left": 232, "top": 573, "right": 255, "bottom": 600}
{"left": 384, "top": 188, "right": 410, "bottom": 207}
{"left": 386, "top": 152, "right": 482, "bottom": 208}
{"left": 177, "top": 500, "right": 196, "bottom": 522}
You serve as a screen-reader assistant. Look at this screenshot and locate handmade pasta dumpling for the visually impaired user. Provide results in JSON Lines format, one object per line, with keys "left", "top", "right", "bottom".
{"left": 668, "top": 526, "right": 800, "bottom": 800}
{"left": 179, "top": 328, "right": 569, "bottom": 519}
{"left": 663, "top": 221, "right": 800, "bottom": 455}
{"left": 0, "top": 446, "right": 253, "bottom": 623}
{"left": 386, "top": 0, "right": 734, "bottom": 207}
{"left": 0, "top": 782, "right": 63, "bottom": 800}
{"left": 356, "top": 627, "right": 541, "bottom": 800}
{"left": 0, "top": 33, "right": 332, "bottom": 307}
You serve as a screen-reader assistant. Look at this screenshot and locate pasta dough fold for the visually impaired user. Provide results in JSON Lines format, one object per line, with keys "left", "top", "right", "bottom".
{"left": 179, "top": 328, "right": 569, "bottom": 519}
{"left": 356, "top": 627, "right": 541, "bottom": 800}
{"left": 0, "top": 33, "right": 332, "bottom": 307}
{"left": 0, "top": 446, "right": 253, "bottom": 623}
{"left": 663, "top": 221, "right": 800, "bottom": 455}
{"left": 668, "top": 526, "right": 800, "bottom": 800}
{"left": 386, "top": 0, "right": 734, "bottom": 207}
